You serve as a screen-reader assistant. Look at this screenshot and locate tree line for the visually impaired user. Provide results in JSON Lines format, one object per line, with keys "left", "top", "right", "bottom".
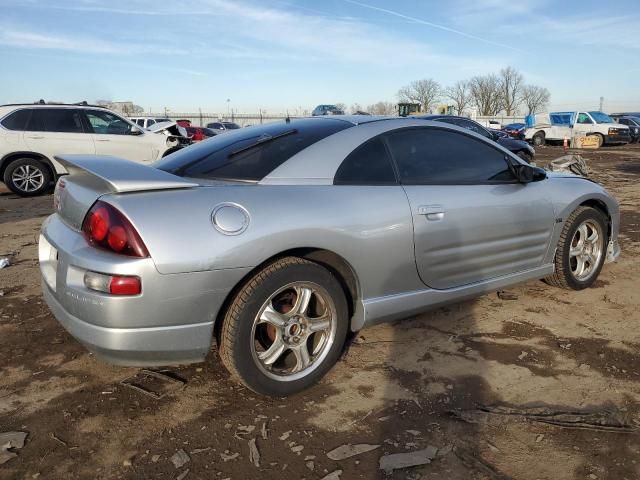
{"left": 340, "top": 66, "right": 550, "bottom": 117}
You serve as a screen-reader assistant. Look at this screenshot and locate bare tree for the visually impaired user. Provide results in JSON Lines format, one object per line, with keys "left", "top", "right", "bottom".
{"left": 335, "top": 102, "right": 347, "bottom": 113}
{"left": 498, "top": 66, "right": 524, "bottom": 116}
{"left": 444, "top": 80, "right": 471, "bottom": 115}
{"left": 469, "top": 74, "right": 502, "bottom": 116}
{"left": 350, "top": 103, "right": 363, "bottom": 114}
{"left": 521, "top": 85, "right": 550, "bottom": 115}
{"left": 397, "top": 78, "right": 441, "bottom": 113}
{"left": 367, "top": 101, "right": 396, "bottom": 115}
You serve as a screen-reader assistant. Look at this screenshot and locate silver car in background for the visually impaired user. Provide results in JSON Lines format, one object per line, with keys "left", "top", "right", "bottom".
{"left": 39, "top": 116, "right": 620, "bottom": 396}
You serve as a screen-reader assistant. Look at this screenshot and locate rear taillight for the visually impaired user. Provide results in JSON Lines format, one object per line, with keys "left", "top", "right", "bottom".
{"left": 82, "top": 201, "right": 149, "bottom": 257}
{"left": 84, "top": 271, "right": 142, "bottom": 295}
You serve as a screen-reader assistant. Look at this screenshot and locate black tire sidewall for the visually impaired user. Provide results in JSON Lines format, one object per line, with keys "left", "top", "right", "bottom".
{"left": 3, "top": 158, "right": 52, "bottom": 197}
{"left": 227, "top": 262, "right": 349, "bottom": 396}
{"left": 560, "top": 209, "right": 608, "bottom": 290}
{"left": 533, "top": 133, "right": 544, "bottom": 146}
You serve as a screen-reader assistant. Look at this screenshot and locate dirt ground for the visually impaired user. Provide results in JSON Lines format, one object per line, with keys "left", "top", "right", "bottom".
{"left": 1, "top": 144, "right": 639, "bottom": 480}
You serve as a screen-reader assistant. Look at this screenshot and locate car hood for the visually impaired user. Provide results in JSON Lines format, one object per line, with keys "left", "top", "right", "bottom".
{"left": 147, "top": 121, "right": 188, "bottom": 137}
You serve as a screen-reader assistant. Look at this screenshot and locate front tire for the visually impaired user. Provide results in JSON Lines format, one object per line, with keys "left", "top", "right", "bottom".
{"left": 3, "top": 158, "right": 52, "bottom": 197}
{"left": 219, "top": 257, "right": 349, "bottom": 396}
{"left": 544, "top": 206, "right": 607, "bottom": 290}
{"left": 594, "top": 133, "right": 605, "bottom": 148}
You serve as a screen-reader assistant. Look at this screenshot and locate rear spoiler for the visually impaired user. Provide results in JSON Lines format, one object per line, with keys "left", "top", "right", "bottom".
{"left": 54, "top": 154, "right": 197, "bottom": 193}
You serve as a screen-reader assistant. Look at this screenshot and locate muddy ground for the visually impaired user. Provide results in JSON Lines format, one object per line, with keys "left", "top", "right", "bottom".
{"left": 1, "top": 144, "right": 639, "bottom": 480}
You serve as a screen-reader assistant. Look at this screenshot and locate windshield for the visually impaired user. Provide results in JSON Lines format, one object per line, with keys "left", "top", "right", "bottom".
{"left": 155, "top": 118, "right": 352, "bottom": 181}
{"left": 222, "top": 122, "right": 240, "bottom": 129}
{"left": 588, "top": 111, "right": 614, "bottom": 123}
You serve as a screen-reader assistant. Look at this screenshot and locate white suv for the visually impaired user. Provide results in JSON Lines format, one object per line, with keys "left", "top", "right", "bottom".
{"left": 0, "top": 103, "right": 181, "bottom": 196}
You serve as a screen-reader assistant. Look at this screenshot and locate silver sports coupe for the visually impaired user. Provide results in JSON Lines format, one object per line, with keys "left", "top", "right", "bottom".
{"left": 39, "top": 116, "right": 621, "bottom": 396}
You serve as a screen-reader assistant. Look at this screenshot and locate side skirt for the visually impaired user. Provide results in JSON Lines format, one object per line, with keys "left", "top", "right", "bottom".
{"left": 356, "top": 264, "right": 554, "bottom": 330}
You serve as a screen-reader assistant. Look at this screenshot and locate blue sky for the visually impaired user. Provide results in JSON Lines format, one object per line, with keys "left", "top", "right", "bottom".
{"left": 0, "top": 0, "right": 638, "bottom": 114}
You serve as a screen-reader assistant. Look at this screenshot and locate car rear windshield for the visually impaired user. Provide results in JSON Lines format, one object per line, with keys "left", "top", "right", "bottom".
{"left": 155, "top": 118, "right": 352, "bottom": 181}
{"left": 222, "top": 122, "right": 240, "bottom": 129}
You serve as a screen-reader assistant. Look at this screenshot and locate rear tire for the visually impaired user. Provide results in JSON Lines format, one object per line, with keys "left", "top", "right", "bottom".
{"left": 218, "top": 257, "right": 349, "bottom": 396}
{"left": 3, "top": 157, "right": 51, "bottom": 197}
{"left": 544, "top": 206, "right": 607, "bottom": 290}
{"left": 532, "top": 132, "right": 545, "bottom": 146}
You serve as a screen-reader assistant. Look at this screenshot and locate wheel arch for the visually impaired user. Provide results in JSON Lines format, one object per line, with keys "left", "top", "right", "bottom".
{"left": 0, "top": 151, "right": 56, "bottom": 180}
{"left": 579, "top": 198, "right": 611, "bottom": 239}
{"left": 214, "top": 247, "right": 361, "bottom": 345}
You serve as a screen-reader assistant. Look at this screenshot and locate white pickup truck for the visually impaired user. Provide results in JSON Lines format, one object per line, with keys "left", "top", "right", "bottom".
{"left": 524, "top": 111, "right": 631, "bottom": 147}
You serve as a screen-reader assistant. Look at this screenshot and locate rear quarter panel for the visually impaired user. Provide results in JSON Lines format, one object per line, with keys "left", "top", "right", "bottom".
{"left": 105, "top": 184, "right": 421, "bottom": 301}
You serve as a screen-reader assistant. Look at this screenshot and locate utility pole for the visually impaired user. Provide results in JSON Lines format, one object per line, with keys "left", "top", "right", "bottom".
{"left": 599, "top": 96, "right": 604, "bottom": 111}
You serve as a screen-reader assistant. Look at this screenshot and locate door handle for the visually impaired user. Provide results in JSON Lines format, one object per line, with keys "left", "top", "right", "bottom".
{"left": 95, "top": 139, "right": 110, "bottom": 142}
{"left": 417, "top": 204, "right": 445, "bottom": 221}
{"left": 26, "top": 135, "right": 45, "bottom": 139}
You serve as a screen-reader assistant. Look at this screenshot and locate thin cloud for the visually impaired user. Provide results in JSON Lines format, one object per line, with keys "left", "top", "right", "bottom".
{"left": 342, "top": 0, "right": 522, "bottom": 52}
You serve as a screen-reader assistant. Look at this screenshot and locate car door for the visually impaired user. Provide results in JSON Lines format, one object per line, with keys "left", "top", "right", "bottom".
{"left": 83, "top": 109, "right": 154, "bottom": 162}
{"left": 385, "top": 126, "right": 555, "bottom": 290}
{"left": 23, "top": 108, "right": 95, "bottom": 157}
{"left": 573, "top": 112, "right": 594, "bottom": 136}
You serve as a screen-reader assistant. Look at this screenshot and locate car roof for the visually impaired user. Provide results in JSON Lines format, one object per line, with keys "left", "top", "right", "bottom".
{"left": 261, "top": 117, "right": 508, "bottom": 185}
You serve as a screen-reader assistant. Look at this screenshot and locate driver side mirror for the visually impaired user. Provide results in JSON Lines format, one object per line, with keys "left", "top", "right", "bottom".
{"left": 514, "top": 164, "right": 546, "bottom": 183}
{"left": 129, "top": 125, "right": 143, "bottom": 136}
{"left": 506, "top": 156, "right": 546, "bottom": 183}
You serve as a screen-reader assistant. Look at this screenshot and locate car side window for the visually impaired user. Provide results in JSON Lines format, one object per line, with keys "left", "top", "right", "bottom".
{"left": 1, "top": 109, "right": 31, "bottom": 130}
{"left": 136, "top": 119, "right": 144, "bottom": 126}
{"left": 147, "top": 119, "right": 156, "bottom": 126}
{"left": 577, "top": 113, "right": 593, "bottom": 124}
{"left": 334, "top": 137, "right": 397, "bottom": 185}
{"left": 458, "top": 119, "right": 492, "bottom": 139}
{"left": 27, "top": 108, "right": 84, "bottom": 133}
{"left": 84, "top": 110, "right": 133, "bottom": 135}
{"left": 386, "top": 127, "right": 514, "bottom": 185}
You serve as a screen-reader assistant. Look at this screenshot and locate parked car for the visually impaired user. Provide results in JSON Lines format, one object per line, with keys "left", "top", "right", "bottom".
{"left": 206, "top": 121, "right": 241, "bottom": 134}
{"left": 129, "top": 117, "right": 172, "bottom": 129}
{"left": 477, "top": 119, "right": 502, "bottom": 130}
{"left": 40, "top": 116, "right": 620, "bottom": 396}
{"left": 185, "top": 126, "right": 216, "bottom": 142}
{"left": 610, "top": 116, "right": 640, "bottom": 143}
{"left": 0, "top": 103, "right": 182, "bottom": 196}
{"left": 415, "top": 115, "right": 536, "bottom": 163}
{"left": 502, "top": 122, "right": 526, "bottom": 139}
{"left": 312, "top": 105, "right": 345, "bottom": 116}
{"left": 524, "top": 111, "right": 631, "bottom": 147}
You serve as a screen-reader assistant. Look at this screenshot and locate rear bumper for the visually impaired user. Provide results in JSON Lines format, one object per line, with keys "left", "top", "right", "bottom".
{"left": 43, "top": 281, "right": 212, "bottom": 365}
{"left": 40, "top": 213, "right": 252, "bottom": 366}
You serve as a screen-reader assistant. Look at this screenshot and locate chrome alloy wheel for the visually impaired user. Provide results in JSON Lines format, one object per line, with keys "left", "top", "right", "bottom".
{"left": 11, "top": 165, "right": 45, "bottom": 193}
{"left": 251, "top": 282, "right": 337, "bottom": 381}
{"left": 569, "top": 219, "right": 604, "bottom": 281}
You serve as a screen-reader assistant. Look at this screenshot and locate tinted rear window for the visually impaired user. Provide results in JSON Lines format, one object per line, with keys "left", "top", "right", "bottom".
{"left": 1, "top": 109, "right": 31, "bottom": 130}
{"left": 156, "top": 119, "right": 352, "bottom": 181}
{"left": 27, "top": 108, "right": 84, "bottom": 133}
